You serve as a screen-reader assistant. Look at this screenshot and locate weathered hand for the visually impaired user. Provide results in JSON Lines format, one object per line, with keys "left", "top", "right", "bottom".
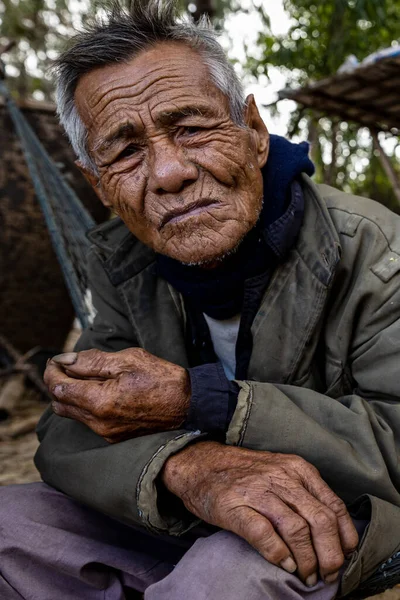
{"left": 43, "top": 348, "right": 191, "bottom": 442}
{"left": 162, "top": 441, "right": 358, "bottom": 586}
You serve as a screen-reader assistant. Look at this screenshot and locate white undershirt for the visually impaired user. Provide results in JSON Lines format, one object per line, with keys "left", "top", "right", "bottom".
{"left": 203, "top": 313, "right": 241, "bottom": 380}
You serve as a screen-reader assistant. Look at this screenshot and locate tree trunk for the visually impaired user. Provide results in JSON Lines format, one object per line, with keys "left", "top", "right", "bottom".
{"left": 371, "top": 130, "right": 400, "bottom": 208}
{"left": 325, "top": 121, "right": 338, "bottom": 186}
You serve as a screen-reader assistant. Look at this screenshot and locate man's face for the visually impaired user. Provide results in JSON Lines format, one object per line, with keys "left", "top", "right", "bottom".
{"left": 75, "top": 42, "right": 269, "bottom": 265}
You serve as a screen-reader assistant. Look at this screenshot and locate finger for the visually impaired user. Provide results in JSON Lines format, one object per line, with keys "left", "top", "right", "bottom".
{"left": 52, "top": 400, "right": 120, "bottom": 443}
{"left": 51, "top": 400, "right": 91, "bottom": 423}
{"left": 304, "top": 471, "right": 359, "bottom": 556}
{"left": 51, "top": 348, "right": 141, "bottom": 379}
{"left": 227, "top": 505, "right": 296, "bottom": 574}
{"left": 253, "top": 493, "right": 318, "bottom": 585}
{"left": 45, "top": 364, "right": 105, "bottom": 410}
{"left": 282, "top": 487, "right": 344, "bottom": 581}
{"left": 43, "top": 360, "right": 67, "bottom": 389}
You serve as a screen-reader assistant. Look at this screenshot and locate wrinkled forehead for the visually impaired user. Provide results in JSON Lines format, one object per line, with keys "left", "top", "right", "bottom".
{"left": 74, "top": 41, "right": 229, "bottom": 134}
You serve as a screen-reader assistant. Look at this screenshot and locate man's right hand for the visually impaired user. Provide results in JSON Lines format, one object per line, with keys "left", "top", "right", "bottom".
{"left": 162, "top": 441, "right": 358, "bottom": 587}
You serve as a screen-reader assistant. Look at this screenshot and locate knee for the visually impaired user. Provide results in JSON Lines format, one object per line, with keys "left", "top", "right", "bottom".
{"left": 191, "top": 530, "right": 265, "bottom": 574}
{"left": 0, "top": 483, "right": 28, "bottom": 518}
{"left": 0, "top": 482, "right": 53, "bottom": 528}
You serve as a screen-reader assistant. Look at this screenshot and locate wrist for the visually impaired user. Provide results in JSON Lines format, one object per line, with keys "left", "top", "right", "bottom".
{"left": 164, "top": 367, "right": 191, "bottom": 429}
{"left": 161, "top": 441, "right": 223, "bottom": 496}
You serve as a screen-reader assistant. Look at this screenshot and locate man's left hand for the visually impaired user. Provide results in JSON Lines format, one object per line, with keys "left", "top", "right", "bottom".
{"left": 43, "top": 348, "right": 191, "bottom": 443}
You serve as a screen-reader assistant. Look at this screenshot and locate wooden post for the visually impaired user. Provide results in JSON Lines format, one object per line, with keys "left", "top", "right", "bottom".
{"left": 371, "top": 130, "right": 400, "bottom": 208}
{"left": 0, "top": 374, "right": 25, "bottom": 419}
{"left": 0, "top": 334, "right": 53, "bottom": 419}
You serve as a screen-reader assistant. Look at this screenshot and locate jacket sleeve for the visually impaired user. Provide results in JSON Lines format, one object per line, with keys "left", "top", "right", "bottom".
{"left": 35, "top": 247, "right": 203, "bottom": 535}
{"left": 227, "top": 249, "right": 400, "bottom": 510}
{"left": 185, "top": 363, "right": 239, "bottom": 434}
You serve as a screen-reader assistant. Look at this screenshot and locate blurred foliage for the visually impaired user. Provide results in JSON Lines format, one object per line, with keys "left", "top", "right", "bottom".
{"left": 247, "top": 0, "right": 400, "bottom": 212}
{"left": 0, "top": 0, "right": 77, "bottom": 99}
{"left": 250, "top": 0, "right": 400, "bottom": 84}
{"left": 0, "top": 0, "right": 227, "bottom": 99}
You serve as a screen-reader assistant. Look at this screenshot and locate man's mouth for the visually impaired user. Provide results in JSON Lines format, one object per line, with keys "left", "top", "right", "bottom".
{"left": 159, "top": 199, "right": 219, "bottom": 229}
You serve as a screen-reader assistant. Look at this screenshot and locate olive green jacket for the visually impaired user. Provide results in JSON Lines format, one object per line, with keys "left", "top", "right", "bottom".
{"left": 35, "top": 175, "right": 400, "bottom": 596}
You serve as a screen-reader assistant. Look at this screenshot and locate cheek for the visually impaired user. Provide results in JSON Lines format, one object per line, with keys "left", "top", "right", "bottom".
{"left": 189, "top": 133, "right": 257, "bottom": 189}
{"left": 100, "top": 167, "right": 146, "bottom": 219}
{"left": 100, "top": 169, "right": 165, "bottom": 247}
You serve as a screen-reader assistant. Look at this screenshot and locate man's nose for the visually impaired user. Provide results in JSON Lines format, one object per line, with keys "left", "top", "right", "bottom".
{"left": 147, "top": 140, "right": 198, "bottom": 194}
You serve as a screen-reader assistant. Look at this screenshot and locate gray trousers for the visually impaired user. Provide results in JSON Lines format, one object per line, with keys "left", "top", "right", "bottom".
{"left": 0, "top": 482, "right": 340, "bottom": 600}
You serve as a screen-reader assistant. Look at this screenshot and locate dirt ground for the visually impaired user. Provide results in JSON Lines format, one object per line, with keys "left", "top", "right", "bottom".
{"left": 0, "top": 386, "right": 42, "bottom": 486}
{"left": 0, "top": 387, "right": 399, "bottom": 600}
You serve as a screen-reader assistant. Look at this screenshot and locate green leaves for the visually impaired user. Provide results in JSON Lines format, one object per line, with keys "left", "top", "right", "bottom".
{"left": 245, "top": 0, "right": 400, "bottom": 212}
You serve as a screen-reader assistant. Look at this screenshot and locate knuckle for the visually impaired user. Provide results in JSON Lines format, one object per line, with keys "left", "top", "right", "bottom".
{"left": 289, "top": 454, "right": 307, "bottom": 467}
{"left": 133, "top": 347, "right": 146, "bottom": 357}
{"left": 82, "top": 348, "right": 104, "bottom": 367}
{"left": 286, "top": 454, "right": 310, "bottom": 475}
{"left": 297, "top": 553, "right": 318, "bottom": 577}
{"left": 259, "top": 542, "right": 286, "bottom": 564}
{"left": 311, "top": 508, "right": 337, "bottom": 531}
{"left": 127, "top": 347, "right": 146, "bottom": 362}
{"left": 238, "top": 509, "right": 264, "bottom": 532}
{"left": 329, "top": 497, "right": 348, "bottom": 518}
{"left": 118, "top": 348, "right": 136, "bottom": 361}
{"left": 320, "top": 552, "right": 344, "bottom": 573}
{"left": 120, "top": 371, "right": 137, "bottom": 385}
{"left": 286, "top": 519, "right": 311, "bottom": 543}
{"left": 257, "top": 529, "right": 285, "bottom": 562}
{"left": 305, "top": 462, "right": 320, "bottom": 477}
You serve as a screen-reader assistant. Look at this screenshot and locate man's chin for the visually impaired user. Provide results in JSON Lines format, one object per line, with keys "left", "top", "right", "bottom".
{"left": 160, "top": 235, "right": 245, "bottom": 268}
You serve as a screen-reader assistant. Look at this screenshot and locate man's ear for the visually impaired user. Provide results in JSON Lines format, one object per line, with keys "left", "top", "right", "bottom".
{"left": 75, "top": 160, "right": 112, "bottom": 208}
{"left": 243, "top": 94, "right": 270, "bottom": 169}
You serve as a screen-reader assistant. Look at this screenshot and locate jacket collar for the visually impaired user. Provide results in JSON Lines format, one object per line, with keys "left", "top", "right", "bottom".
{"left": 87, "top": 217, "right": 156, "bottom": 287}
{"left": 248, "top": 174, "right": 341, "bottom": 383}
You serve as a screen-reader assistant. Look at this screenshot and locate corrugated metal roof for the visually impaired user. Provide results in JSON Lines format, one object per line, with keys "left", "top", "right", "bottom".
{"left": 278, "top": 52, "right": 400, "bottom": 132}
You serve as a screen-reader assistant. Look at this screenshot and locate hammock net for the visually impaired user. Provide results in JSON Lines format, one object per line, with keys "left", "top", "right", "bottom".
{"left": 0, "top": 78, "right": 95, "bottom": 329}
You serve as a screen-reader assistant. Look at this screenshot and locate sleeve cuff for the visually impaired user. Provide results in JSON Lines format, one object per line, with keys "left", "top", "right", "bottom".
{"left": 185, "top": 363, "right": 239, "bottom": 434}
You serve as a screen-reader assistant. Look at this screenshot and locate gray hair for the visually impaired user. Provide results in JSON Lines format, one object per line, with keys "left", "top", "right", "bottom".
{"left": 54, "top": 0, "right": 246, "bottom": 174}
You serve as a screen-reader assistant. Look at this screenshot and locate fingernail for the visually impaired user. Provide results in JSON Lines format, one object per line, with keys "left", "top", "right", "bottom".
{"left": 325, "top": 571, "right": 340, "bottom": 584}
{"left": 306, "top": 573, "right": 318, "bottom": 588}
{"left": 280, "top": 557, "right": 297, "bottom": 573}
{"left": 52, "top": 352, "right": 78, "bottom": 365}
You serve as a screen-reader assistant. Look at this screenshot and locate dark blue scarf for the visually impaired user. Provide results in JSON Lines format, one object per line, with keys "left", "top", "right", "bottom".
{"left": 156, "top": 135, "right": 314, "bottom": 318}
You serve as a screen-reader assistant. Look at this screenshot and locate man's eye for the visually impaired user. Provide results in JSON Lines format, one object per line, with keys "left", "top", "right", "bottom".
{"left": 117, "top": 144, "right": 140, "bottom": 160}
{"left": 181, "top": 126, "right": 203, "bottom": 136}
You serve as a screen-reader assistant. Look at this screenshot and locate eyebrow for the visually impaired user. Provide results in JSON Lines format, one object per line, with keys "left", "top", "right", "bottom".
{"left": 94, "top": 123, "right": 139, "bottom": 154}
{"left": 155, "top": 105, "right": 220, "bottom": 126}
{"left": 94, "top": 105, "right": 222, "bottom": 154}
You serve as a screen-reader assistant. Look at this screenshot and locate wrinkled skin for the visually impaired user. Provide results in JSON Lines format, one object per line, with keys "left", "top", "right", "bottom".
{"left": 44, "top": 349, "right": 190, "bottom": 442}
{"left": 44, "top": 41, "right": 358, "bottom": 587}
{"left": 162, "top": 442, "right": 359, "bottom": 586}
{"left": 75, "top": 41, "right": 269, "bottom": 265}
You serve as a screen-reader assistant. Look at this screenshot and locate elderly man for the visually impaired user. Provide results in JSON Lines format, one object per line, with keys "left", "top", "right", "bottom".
{"left": 1, "top": 1, "right": 400, "bottom": 599}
